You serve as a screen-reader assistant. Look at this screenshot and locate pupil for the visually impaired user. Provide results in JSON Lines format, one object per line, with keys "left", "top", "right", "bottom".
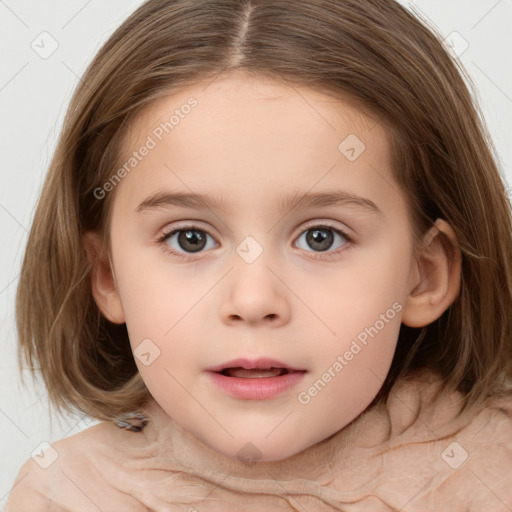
{"left": 179, "top": 230, "right": 206, "bottom": 253}
{"left": 307, "top": 228, "right": 333, "bottom": 252}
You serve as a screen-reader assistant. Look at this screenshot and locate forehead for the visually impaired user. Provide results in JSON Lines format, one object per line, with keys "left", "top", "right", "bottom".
{"left": 122, "top": 73, "right": 385, "bottom": 160}
{"left": 112, "top": 73, "right": 400, "bottom": 217}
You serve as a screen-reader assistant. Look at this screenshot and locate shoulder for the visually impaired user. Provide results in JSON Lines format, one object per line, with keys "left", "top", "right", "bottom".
{"left": 368, "top": 371, "right": 512, "bottom": 509}
{"left": 5, "top": 456, "right": 51, "bottom": 511}
{"left": 432, "top": 396, "right": 512, "bottom": 509}
{"left": 390, "top": 370, "right": 512, "bottom": 455}
{"left": 5, "top": 421, "right": 148, "bottom": 512}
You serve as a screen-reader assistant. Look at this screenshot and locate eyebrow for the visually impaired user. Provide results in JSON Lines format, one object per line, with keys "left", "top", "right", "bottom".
{"left": 135, "top": 190, "right": 382, "bottom": 216}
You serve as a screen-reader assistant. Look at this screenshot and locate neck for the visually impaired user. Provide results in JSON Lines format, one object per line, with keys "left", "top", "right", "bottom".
{"left": 139, "top": 394, "right": 364, "bottom": 481}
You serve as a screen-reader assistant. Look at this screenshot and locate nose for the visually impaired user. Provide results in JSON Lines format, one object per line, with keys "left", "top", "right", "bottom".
{"left": 219, "top": 258, "right": 291, "bottom": 327}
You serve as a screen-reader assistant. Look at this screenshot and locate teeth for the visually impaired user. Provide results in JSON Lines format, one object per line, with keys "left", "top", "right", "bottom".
{"left": 222, "top": 367, "right": 289, "bottom": 378}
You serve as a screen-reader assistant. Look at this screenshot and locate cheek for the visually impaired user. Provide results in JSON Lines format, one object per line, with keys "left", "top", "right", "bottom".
{"left": 303, "top": 312, "right": 401, "bottom": 426}
{"left": 114, "top": 248, "right": 203, "bottom": 336}
{"left": 303, "top": 251, "right": 409, "bottom": 342}
{"left": 305, "top": 244, "right": 408, "bottom": 397}
{"left": 114, "top": 262, "right": 209, "bottom": 379}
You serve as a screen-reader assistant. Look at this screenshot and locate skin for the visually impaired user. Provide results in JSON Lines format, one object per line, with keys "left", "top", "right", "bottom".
{"left": 84, "top": 71, "right": 461, "bottom": 463}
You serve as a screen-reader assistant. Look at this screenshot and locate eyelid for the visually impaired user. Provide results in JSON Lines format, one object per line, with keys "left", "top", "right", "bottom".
{"left": 157, "top": 220, "right": 353, "bottom": 242}
{"left": 296, "top": 219, "right": 355, "bottom": 240}
{"left": 157, "top": 220, "right": 218, "bottom": 240}
{"left": 156, "top": 222, "right": 219, "bottom": 247}
{"left": 157, "top": 218, "right": 355, "bottom": 260}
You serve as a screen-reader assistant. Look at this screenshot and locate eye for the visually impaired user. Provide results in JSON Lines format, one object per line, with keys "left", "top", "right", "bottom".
{"left": 157, "top": 222, "right": 354, "bottom": 261}
{"left": 295, "top": 223, "right": 352, "bottom": 260}
{"left": 157, "top": 225, "right": 217, "bottom": 260}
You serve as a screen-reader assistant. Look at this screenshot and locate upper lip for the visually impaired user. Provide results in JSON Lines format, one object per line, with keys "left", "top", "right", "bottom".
{"left": 205, "top": 358, "right": 306, "bottom": 373}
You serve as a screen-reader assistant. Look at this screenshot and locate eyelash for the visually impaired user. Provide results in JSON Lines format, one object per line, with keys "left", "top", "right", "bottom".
{"left": 156, "top": 221, "right": 354, "bottom": 262}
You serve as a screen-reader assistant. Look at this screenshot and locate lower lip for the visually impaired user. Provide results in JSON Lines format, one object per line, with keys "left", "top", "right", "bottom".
{"left": 207, "top": 371, "right": 306, "bottom": 400}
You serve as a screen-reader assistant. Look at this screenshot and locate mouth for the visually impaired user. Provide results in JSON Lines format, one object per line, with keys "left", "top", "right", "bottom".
{"left": 206, "top": 357, "right": 306, "bottom": 376}
{"left": 218, "top": 367, "right": 294, "bottom": 378}
{"left": 205, "top": 358, "right": 307, "bottom": 400}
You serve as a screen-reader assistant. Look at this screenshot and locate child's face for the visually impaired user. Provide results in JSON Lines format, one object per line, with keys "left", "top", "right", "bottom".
{"left": 105, "top": 73, "right": 419, "bottom": 461}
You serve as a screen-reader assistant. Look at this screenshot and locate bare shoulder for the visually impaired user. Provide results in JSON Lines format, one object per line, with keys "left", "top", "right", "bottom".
{"left": 6, "top": 421, "right": 148, "bottom": 512}
{"left": 5, "top": 456, "right": 52, "bottom": 511}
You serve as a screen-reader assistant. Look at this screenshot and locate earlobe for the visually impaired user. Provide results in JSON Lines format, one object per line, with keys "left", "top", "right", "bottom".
{"left": 402, "top": 219, "right": 462, "bottom": 328}
{"left": 82, "top": 231, "right": 125, "bottom": 324}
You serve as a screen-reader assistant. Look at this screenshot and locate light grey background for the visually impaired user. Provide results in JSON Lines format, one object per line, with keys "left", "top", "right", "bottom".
{"left": 1, "top": 0, "right": 511, "bottom": 507}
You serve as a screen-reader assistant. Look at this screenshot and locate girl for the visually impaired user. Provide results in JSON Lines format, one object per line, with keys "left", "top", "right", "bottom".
{"left": 7, "top": 0, "right": 512, "bottom": 510}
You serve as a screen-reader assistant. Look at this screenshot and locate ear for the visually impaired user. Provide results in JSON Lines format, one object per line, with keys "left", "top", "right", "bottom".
{"left": 83, "top": 231, "right": 125, "bottom": 324}
{"left": 401, "top": 219, "right": 462, "bottom": 328}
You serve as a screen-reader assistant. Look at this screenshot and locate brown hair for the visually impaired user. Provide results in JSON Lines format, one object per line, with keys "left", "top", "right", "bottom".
{"left": 16, "top": 0, "right": 512, "bottom": 422}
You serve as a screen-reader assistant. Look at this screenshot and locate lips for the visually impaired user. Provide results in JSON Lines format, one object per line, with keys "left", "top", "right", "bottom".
{"left": 205, "top": 357, "right": 306, "bottom": 375}
{"left": 206, "top": 358, "right": 307, "bottom": 399}
{"left": 221, "top": 367, "right": 289, "bottom": 378}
